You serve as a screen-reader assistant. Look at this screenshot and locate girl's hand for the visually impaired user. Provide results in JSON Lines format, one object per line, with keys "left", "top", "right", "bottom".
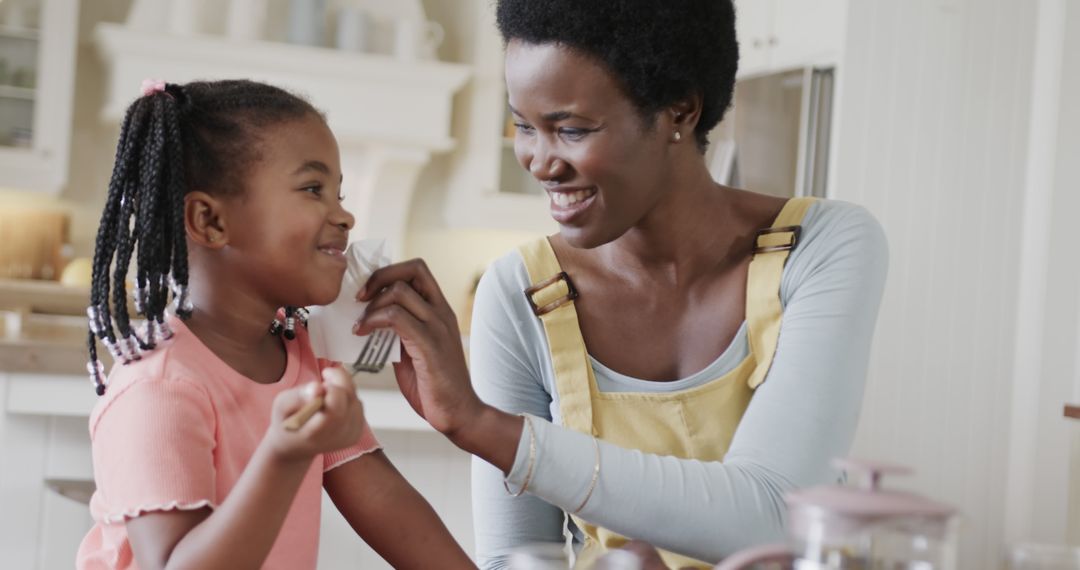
{"left": 267, "top": 366, "right": 367, "bottom": 462}
{"left": 354, "top": 259, "right": 482, "bottom": 437}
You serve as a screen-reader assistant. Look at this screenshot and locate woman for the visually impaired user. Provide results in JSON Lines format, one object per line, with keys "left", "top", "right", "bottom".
{"left": 355, "top": 1, "right": 888, "bottom": 568}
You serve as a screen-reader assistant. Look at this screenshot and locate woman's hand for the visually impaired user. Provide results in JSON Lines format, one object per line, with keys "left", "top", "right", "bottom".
{"left": 355, "top": 259, "right": 523, "bottom": 473}
{"left": 354, "top": 259, "right": 481, "bottom": 437}
{"left": 266, "top": 366, "right": 367, "bottom": 463}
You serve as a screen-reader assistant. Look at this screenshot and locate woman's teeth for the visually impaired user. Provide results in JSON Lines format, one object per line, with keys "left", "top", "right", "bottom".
{"left": 552, "top": 189, "right": 595, "bottom": 207}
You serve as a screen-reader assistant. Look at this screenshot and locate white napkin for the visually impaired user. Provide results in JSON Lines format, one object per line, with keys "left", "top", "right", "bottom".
{"left": 306, "top": 239, "right": 400, "bottom": 365}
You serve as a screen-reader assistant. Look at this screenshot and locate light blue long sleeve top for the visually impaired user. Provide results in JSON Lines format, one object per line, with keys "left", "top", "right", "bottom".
{"left": 468, "top": 200, "right": 889, "bottom": 568}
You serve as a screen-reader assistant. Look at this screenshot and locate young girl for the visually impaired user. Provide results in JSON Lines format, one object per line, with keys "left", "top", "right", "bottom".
{"left": 75, "top": 79, "right": 474, "bottom": 569}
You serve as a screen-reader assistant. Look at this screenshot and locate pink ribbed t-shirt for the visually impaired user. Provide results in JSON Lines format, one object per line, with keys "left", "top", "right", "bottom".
{"left": 76, "top": 315, "right": 380, "bottom": 569}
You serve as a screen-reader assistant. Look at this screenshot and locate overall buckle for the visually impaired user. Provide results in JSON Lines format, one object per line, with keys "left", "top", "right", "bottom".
{"left": 524, "top": 272, "right": 579, "bottom": 316}
{"left": 754, "top": 225, "right": 802, "bottom": 254}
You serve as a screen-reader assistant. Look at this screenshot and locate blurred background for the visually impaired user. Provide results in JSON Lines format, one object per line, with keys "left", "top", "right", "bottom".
{"left": 0, "top": 0, "right": 1077, "bottom": 568}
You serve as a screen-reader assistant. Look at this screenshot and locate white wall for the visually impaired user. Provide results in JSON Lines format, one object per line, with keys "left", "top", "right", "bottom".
{"left": 1041, "top": 0, "right": 1080, "bottom": 547}
{"left": 1003, "top": 0, "right": 1080, "bottom": 550}
{"left": 833, "top": 0, "right": 1038, "bottom": 566}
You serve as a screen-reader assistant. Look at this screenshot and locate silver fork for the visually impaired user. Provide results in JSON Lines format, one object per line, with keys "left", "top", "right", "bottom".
{"left": 352, "top": 328, "right": 398, "bottom": 373}
{"left": 283, "top": 328, "right": 398, "bottom": 431}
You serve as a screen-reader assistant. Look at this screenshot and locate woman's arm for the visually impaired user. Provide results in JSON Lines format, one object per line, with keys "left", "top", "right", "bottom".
{"left": 467, "top": 261, "right": 569, "bottom": 568}
{"left": 324, "top": 450, "right": 475, "bottom": 569}
{"left": 126, "top": 368, "right": 366, "bottom": 569}
{"left": 356, "top": 258, "right": 566, "bottom": 568}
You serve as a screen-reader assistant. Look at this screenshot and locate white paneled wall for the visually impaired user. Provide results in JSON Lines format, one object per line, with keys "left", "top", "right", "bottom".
{"left": 833, "top": 0, "right": 1037, "bottom": 567}
{"left": 1039, "top": 0, "right": 1080, "bottom": 546}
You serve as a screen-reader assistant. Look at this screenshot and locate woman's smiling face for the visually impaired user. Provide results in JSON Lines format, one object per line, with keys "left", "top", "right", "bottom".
{"left": 505, "top": 40, "right": 676, "bottom": 249}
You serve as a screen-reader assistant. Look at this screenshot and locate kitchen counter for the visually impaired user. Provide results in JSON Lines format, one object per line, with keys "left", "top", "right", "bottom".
{"left": 0, "top": 338, "right": 103, "bottom": 376}
{"left": 0, "top": 278, "right": 99, "bottom": 375}
{"left": 6, "top": 371, "right": 428, "bottom": 430}
{"left": 0, "top": 278, "right": 91, "bottom": 315}
{"left": 0, "top": 278, "right": 413, "bottom": 424}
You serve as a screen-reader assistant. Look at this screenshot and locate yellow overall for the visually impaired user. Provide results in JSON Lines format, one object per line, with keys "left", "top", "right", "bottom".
{"left": 517, "top": 197, "right": 817, "bottom": 569}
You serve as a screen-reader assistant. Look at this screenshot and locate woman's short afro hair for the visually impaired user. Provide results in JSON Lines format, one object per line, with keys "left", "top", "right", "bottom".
{"left": 496, "top": 0, "right": 739, "bottom": 150}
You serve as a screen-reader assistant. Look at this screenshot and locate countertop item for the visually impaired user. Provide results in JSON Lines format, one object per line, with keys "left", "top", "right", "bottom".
{"left": 716, "top": 458, "right": 959, "bottom": 570}
{"left": 0, "top": 209, "right": 69, "bottom": 280}
{"left": 58, "top": 257, "right": 92, "bottom": 288}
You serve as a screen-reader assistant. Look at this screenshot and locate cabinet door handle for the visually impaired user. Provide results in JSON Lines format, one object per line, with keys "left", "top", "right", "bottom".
{"left": 753, "top": 38, "right": 764, "bottom": 49}
{"left": 1066, "top": 404, "right": 1080, "bottom": 420}
{"left": 768, "top": 36, "right": 778, "bottom": 46}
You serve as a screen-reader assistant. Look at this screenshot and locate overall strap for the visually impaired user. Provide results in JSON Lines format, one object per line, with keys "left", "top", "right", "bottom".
{"left": 518, "top": 238, "right": 596, "bottom": 435}
{"left": 745, "top": 197, "right": 818, "bottom": 389}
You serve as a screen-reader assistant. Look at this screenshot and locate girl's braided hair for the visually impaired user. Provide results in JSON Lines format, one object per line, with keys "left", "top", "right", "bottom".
{"left": 86, "top": 79, "right": 319, "bottom": 395}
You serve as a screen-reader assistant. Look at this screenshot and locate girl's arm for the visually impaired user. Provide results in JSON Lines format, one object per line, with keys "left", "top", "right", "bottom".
{"left": 126, "top": 368, "right": 366, "bottom": 569}
{"left": 126, "top": 437, "right": 313, "bottom": 569}
{"left": 324, "top": 450, "right": 476, "bottom": 569}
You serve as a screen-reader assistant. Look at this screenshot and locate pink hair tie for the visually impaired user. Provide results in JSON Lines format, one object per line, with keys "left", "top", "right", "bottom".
{"left": 140, "top": 78, "right": 168, "bottom": 97}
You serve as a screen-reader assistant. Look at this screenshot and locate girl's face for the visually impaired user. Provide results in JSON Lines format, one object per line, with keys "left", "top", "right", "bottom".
{"left": 220, "top": 112, "right": 354, "bottom": 308}
{"left": 505, "top": 40, "right": 675, "bottom": 249}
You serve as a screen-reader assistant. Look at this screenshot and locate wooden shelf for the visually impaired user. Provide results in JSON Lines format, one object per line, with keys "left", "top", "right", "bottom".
{"left": 1066, "top": 404, "right": 1080, "bottom": 420}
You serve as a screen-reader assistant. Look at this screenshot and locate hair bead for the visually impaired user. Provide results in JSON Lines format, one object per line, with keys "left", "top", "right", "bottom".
{"left": 283, "top": 306, "right": 297, "bottom": 340}
{"left": 87, "top": 359, "right": 106, "bottom": 393}
{"left": 87, "top": 306, "right": 105, "bottom": 336}
{"left": 157, "top": 317, "right": 174, "bottom": 340}
{"left": 133, "top": 286, "right": 148, "bottom": 314}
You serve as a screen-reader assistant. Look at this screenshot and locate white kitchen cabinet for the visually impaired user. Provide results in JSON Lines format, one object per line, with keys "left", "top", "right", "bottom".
{"left": 0, "top": 0, "right": 78, "bottom": 193}
{"left": 735, "top": 0, "right": 847, "bottom": 78}
{"left": 735, "top": 0, "right": 775, "bottom": 76}
{"left": 440, "top": 0, "right": 555, "bottom": 234}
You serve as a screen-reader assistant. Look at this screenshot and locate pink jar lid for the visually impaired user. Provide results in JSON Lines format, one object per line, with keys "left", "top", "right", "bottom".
{"left": 785, "top": 458, "right": 955, "bottom": 520}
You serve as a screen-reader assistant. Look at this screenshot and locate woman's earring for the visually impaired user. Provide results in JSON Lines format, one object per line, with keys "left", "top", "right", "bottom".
{"left": 672, "top": 131, "right": 682, "bottom": 142}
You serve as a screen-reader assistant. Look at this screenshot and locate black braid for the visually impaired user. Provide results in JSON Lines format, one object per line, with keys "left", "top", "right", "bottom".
{"left": 134, "top": 103, "right": 158, "bottom": 340}
{"left": 86, "top": 80, "right": 321, "bottom": 395}
{"left": 131, "top": 97, "right": 168, "bottom": 348}
{"left": 89, "top": 101, "right": 150, "bottom": 356}
{"left": 168, "top": 89, "right": 191, "bottom": 319}
{"left": 110, "top": 104, "right": 155, "bottom": 346}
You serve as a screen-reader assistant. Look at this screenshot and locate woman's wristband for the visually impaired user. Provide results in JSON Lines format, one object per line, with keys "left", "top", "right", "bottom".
{"left": 503, "top": 414, "right": 537, "bottom": 496}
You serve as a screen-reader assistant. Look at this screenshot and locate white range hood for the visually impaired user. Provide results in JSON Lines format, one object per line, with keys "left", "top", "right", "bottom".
{"left": 94, "top": 23, "right": 470, "bottom": 259}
